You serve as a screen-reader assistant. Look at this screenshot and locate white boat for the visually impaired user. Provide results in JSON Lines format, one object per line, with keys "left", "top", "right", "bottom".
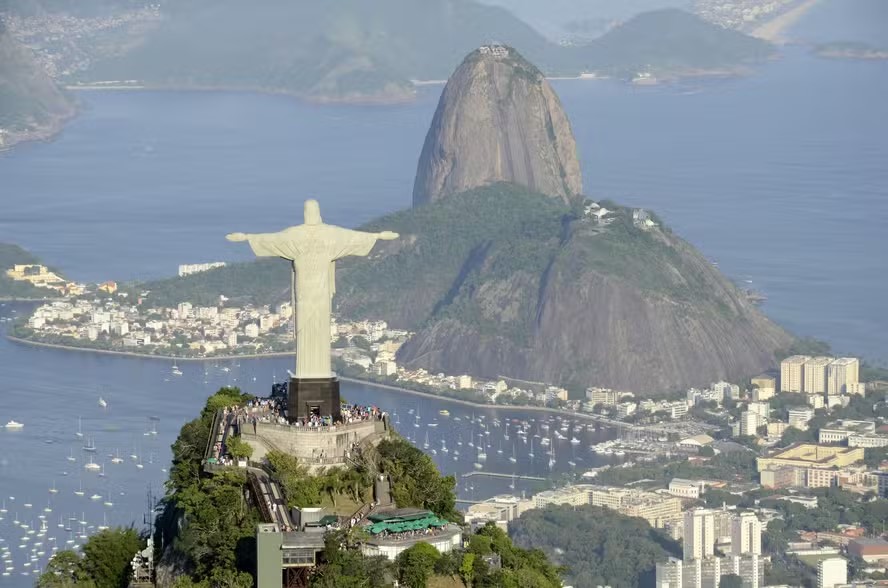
{"left": 172, "top": 362, "right": 183, "bottom": 376}
{"left": 4, "top": 421, "right": 23, "bottom": 429}
{"left": 570, "top": 437, "right": 581, "bottom": 445}
{"left": 98, "top": 397, "right": 107, "bottom": 408}
{"left": 75, "top": 417, "right": 83, "bottom": 438}
{"left": 110, "top": 450, "right": 123, "bottom": 464}
{"left": 90, "top": 494, "right": 102, "bottom": 501}
{"left": 84, "top": 459, "right": 100, "bottom": 472}
{"left": 48, "top": 482, "right": 58, "bottom": 495}
{"left": 82, "top": 437, "right": 97, "bottom": 453}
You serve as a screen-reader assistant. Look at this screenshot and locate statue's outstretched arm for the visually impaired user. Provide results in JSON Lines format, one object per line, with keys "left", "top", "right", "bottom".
{"left": 226, "top": 232, "right": 249, "bottom": 242}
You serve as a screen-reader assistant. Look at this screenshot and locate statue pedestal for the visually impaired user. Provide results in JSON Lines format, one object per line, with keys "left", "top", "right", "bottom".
{"left": 287, "top": 376, "right": 341, "bottom": 423}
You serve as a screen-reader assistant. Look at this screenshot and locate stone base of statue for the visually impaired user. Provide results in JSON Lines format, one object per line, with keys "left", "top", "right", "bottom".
{"left": 287, "top": 376, "right": 341, "bottom": 423}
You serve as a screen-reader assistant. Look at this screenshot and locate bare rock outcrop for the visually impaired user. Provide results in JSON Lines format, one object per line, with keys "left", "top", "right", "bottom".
{"left": 412, "top": 46, "right": 582, "bottom": 207}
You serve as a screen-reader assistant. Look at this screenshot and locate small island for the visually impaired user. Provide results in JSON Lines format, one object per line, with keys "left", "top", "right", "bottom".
{"left": 814, "top": 41, "right": 888, "bottom": 61}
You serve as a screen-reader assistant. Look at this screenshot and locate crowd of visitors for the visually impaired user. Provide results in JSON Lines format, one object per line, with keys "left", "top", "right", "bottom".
{"left": 371, "top": 526, "right": 448, "bottom": 541}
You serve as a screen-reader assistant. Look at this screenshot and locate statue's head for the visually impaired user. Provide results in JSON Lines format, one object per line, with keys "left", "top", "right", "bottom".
{"left": 304, "top": 199, "right": 322, "bottom": 225}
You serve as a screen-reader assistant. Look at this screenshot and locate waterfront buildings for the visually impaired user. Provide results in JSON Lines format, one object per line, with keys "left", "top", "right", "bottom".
{"left": 586, "top": 387, "right": 621, "bottom": 406}
{"left": 178, "top": 261, "right": 226, "bottom": 277}
{"left": 780, "top": 355, "right": 862, "bottom": 395}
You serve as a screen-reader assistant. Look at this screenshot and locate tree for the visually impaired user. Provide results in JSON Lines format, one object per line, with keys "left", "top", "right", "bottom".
{"left": 396, "top": 543, "right": 441, "bottom": 588}
{"left": 37, "top": 551, "right": 90, "bottom": 588}
{"left": 460, "top": 552, "right": 476, "bottom": 586}
{"left": 77, "top": 528, "right": 143, "bottom": 588}
{"left": 226, "top": 435, "right": 253, "bottom": 460}
{"left": 699, "top": 445, "right": 715, "bottom": 457}
{"left": 720, "top": 574, "right": 743, "bottom": 588}
{"left": 375, "top": 437, "right": 461, "bottom": 521}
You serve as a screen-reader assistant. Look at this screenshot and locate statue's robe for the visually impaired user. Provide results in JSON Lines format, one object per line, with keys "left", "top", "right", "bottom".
{"left": 244, "top": 224, "right": 380, "bottom": 379}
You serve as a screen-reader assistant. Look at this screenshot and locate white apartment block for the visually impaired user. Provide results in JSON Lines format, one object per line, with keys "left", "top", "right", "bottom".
{"left": 817, "top": 557, "right": 847, "bottom": 588}
{"left": 828, "top": 358, "right": 860, "bottom": 395}
{"left": 731, "top": 512, "right": 762, "bottom": 556}
{"left": 740, "top": 411, "right": 761, "bottom": 437}
{"left": 804, "top": 357, "right": 832, "bottom": 394}
{"left": 178, "top": 262, "right": 226, "bottom": 277}
{"left": 684, "top": 509, "right": 716, "bottom": 559}
{"left": 781, "top": 355, "right": 809, "bottom": 392}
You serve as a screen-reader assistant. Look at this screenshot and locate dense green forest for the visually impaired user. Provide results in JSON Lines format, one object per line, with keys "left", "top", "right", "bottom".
{"left": 149, "top": 385, "right": 540, "bottom": 586}
{"left": 509, "top": 504, "right": 681, "bottom": 587}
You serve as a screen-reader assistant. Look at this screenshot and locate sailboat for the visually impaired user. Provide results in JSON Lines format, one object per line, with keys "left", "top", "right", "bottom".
{"left": 66, "top": 448, "right": 76, "bottom": 463}
{"left": 509, "top": 444, "right": 517, "bottom": 463}
{"left": 110, "top": 450, "right": 123, "bottom": 465}
{"left": 98, "top": 397, "right": 107, "bottom": 408}
{"left": 423, "top": 431, "right": 430, "bottom": 450}
{"left": 48, "top": 482, "right": 58, "bottom": 495}
{"left": 497, "top": 440, "right": 503, "bottom": 455}
{"left": 528, "top": 437, "right": 535, "bottom": 459}
{"left": 82, "top": 437, "right": 96, "bottom": 453}
{"left": 84, "top": 458, "right": 100, "bottom": 472}
{"left": 98, "top": 513, "right": 109, "bottom": 531}
{"left": 75, "top": 417, "right": 83, "bottom": 439}
{"left": 477, "top": 435, "right": 487, "bottom": 461}
{"left": 74, "top": 481, "right": 84, "bottom": 497}
{"left": 172, "top": 361, "right": 183, "bottom": 376}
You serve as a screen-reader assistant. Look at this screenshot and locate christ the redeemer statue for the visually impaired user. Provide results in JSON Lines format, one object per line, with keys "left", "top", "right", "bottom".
{"left": 226, "top": 199, "right": 398, "bottom": 380}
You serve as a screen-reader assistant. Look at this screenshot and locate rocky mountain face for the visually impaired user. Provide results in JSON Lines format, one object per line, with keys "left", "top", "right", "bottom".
{"left": 412, "top": 47, "right": 582, "bottom": 207}
{"left": 0, "top": 21, "right": 75, "bottom": 147}
{"left": 337, "top": 185, "right": 792, "bottom": 395}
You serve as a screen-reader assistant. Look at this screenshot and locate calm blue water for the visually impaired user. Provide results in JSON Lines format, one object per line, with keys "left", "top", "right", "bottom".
{"left": 1, "top": 53, "right": 886, "bottom": 363}
{"left": 0, "top": 303, "right": 609, "bottom": 584}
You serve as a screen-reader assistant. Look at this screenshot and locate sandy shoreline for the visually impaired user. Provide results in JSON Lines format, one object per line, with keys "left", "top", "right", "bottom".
{"left": 751, "top": 0, "right": 820, "bottom": 43}
{"left": 5, "top": 334, "right": 613, "bottom": 421}
{"left": 5, "top": 334, "right": 294, "bottom": 362}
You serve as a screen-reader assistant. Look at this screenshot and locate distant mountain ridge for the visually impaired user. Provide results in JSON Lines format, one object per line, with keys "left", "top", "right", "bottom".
{"left": 413, "top": 47, "right": 582, "bottom": 207}
{"left": 74, "top": 1, "right": 773, "bottom": 102}
{"left": 0, "top": 20, "right": 75, "bottom": 148}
